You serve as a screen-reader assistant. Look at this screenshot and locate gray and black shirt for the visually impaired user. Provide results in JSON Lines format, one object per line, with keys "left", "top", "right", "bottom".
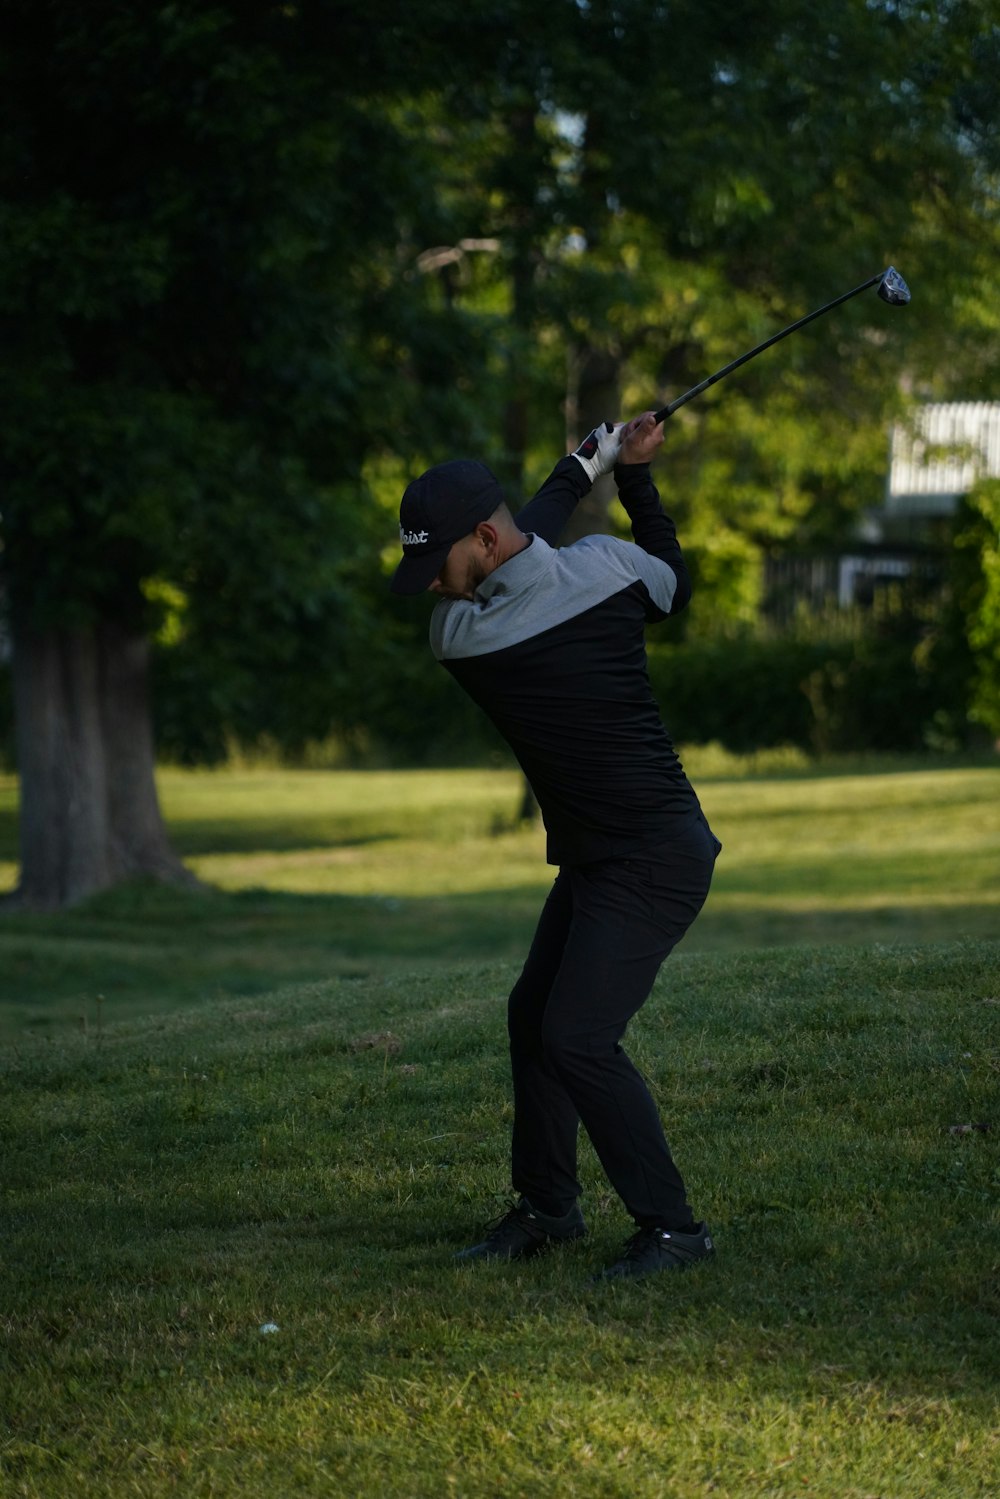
{"left": 430, "top": 455, "right": 700, "bottom": 866}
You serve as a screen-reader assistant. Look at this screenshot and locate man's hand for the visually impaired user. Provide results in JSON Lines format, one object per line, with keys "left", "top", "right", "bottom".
{"left": 618, "top": 411, "right": 665, "bottom": 466}
{"left": 571, "top": 420, "right": 623, "bottom": 483}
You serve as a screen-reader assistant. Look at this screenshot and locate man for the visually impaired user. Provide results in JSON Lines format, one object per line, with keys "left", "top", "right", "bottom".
{"left": 390, "top": 412, "right": 721, "bottom": 1280}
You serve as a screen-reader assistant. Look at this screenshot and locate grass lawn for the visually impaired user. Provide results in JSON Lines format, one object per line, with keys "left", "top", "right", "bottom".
{"left": 1, "top": 757, "right": 998, "bottom": 1495}
{"left": 2, "top": 941, "right": 998, "bottom": 1496}
{"left": 0, "top": 755, "right": 997, "bottom": 1035}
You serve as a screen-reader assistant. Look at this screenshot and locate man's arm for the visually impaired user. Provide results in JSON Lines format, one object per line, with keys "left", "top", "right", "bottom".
{"left": 514, "top": 422, "right": 623, "bottom": 543}
{"left": 513, "top": 455, "right": 590, "bottom": 543}
{"left": 615, "top": 413, "right": 691, "bottom": 613}
{"left": 614, "top": 463, "right": 691, "bottom": 612}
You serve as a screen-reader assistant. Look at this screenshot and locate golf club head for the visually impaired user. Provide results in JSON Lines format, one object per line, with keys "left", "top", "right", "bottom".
{"left": 878, "top": 266, "right": 910, "bottom": 305}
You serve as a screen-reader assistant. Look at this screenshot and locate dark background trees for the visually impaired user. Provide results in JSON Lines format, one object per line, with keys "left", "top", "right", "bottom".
{"left": 0, "top": 0, "right": 457, "bottom": 905}
{"left": 2, "top": 0, "right": 998, "bottom": 907}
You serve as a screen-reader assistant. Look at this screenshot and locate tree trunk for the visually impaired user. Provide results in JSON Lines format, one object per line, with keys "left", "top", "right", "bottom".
{"left": 497, "top": 101, "right": 540, "bottom": 820}
{"left": 9, "top": 620, "right": 197, "bottom": 910}
{"left": 495, "top": 103, "right": 537, "bottom": 512}
{"left": 562, "top": 344, "right": 622, "bottom": 544}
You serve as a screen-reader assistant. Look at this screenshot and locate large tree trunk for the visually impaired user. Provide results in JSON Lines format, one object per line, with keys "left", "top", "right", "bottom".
{"left": 9, "top": 620, "right": 196, "bottom": 910}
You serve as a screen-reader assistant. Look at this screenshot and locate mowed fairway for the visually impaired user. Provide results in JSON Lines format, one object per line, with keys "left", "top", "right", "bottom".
{"left": 0, "top": 757, "right": 997, "bottom": 1033}
{"left": 1, "top": 759, "right": 999, "bottom": 1496}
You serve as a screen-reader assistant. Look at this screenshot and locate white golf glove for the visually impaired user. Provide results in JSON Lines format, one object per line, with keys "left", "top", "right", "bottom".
{"left": 571, "top": 420, "right": 623, "bottom": 483}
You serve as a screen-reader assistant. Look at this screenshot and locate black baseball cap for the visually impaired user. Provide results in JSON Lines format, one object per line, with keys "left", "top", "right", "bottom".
{"left": 390, "top": 459, "right": 505, "bottom": 595}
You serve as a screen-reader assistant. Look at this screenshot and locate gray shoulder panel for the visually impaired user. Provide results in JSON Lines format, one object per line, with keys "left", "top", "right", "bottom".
{"left": 430, "top": 533, "right": 676, "bottom": 661}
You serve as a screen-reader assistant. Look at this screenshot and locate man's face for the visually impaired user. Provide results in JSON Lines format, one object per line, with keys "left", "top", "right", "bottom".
{"left": 428, "top": 531, "right": 488, "bottom": 601}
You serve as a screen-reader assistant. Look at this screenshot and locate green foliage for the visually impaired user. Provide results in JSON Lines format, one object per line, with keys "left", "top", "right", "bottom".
{"left": 144, "top": 599, "right": 988, "bottom": 765}
{"left": 915, "top": 479, "right": 1000, "bottom": 749}
{"left": 0, "top": 1, "right": 479, "bottom": 752}
{"left": 648, "top": 635, "right": 837, "bottom": 753}
{"left": 958, "top": 480, "right": 1000, "bottom": 737}
{"left": 375, "top": 0, "right": 1000, "bottom": 575}
{"left": 2, "top": 0, "right": 999, "bottom": 770}
{"left": 0, "top": 668, "right": 12, "bottom": 772}
{"left": 646, "top": 606, "right": 977, "bottom": 757}
{"left": 802, "top": 618, "right": 944, "bottom": 755}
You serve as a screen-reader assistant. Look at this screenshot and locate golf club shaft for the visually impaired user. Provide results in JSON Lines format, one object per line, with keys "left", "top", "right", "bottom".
{"left": 652, "top": 271, "right": 885, "bottom": 422}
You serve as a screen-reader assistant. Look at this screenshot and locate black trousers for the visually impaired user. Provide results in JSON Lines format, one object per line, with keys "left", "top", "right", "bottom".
{"left": 507, "top": 809, "right": 721, "bottom": 1228}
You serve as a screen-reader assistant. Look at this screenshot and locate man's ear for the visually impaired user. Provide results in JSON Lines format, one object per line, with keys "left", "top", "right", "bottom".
{"left": 475, "top": 521, "right": 500, "bottom": 553}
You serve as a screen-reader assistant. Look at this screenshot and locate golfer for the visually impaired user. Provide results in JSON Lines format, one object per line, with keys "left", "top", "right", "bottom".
{"left": 390, "top": 412, "right": 721, "bottom": 1280}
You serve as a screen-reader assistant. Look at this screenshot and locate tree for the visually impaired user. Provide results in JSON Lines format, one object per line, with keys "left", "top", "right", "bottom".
{"left": 396, "top": 0, "right": 1000, "bottom": 609}
{"left": 5, "top": 0, "right": 998, "bottom": 907}
{"left": 942, "top": 481, "right": 1000, "bottom": 742}
{"left": 0, "top": 0, "right": 471, "bottom": 907}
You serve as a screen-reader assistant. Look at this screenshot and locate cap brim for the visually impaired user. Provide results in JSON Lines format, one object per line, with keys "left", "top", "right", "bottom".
{"left": 389, "top": 545, "right": 450, "bottom": 596}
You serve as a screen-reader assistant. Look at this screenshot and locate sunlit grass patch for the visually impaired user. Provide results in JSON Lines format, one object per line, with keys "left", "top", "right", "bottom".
{"left": 1, "top": 760, "right": 997, "bottom": 1037}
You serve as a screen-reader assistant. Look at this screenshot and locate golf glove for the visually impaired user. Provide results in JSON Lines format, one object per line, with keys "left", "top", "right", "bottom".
{"left": 572, "top": 421, "right": 622, "bottom": 483}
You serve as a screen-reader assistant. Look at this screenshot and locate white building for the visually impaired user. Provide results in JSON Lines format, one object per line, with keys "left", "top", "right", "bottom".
{"left": 840, "top": 401, "right": 1000, "bottom": 607}
{"left": 885, "top": 401, "right": 1000, "bottom": 522}
{"left": 765, "top": 401, "right": 1000, "bottom": 617}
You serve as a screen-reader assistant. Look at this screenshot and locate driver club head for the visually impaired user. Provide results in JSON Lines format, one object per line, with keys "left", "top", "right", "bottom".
{"left": 878, "top": 266, "right": 911, "bottom": 305}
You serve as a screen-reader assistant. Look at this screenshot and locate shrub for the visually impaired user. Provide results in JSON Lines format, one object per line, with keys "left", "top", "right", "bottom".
{"left": 647, "top": 613, "right": 966, "bottom": 756}
{"left": 648, "top": 634, "right": 846, "bottom": 753}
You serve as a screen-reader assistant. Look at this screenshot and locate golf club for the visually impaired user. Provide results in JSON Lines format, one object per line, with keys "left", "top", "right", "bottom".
{"left": 652, "top": 266, "right": 911, "bottom": 422}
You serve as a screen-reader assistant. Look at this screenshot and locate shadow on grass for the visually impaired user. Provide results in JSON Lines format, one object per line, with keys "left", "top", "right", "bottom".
{"left": 1, "top": 873, "right": 998, "bottom": 1040}
{"left": 5, "top": 1103, "right": 997, "bottom": 1399}
{"left": 0, "top": 793, "right": 409, "bottom": 863}
{"left": 168, "top": 822, "right": 401, "bottom": 856}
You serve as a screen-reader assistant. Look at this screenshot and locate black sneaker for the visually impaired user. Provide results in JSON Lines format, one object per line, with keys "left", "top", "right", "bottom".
{"left": 454, "top": 1198, "right": 587, "bottom": 1262}
{"left": 598, "top": 1222, "right": 714, "bottom": 1280}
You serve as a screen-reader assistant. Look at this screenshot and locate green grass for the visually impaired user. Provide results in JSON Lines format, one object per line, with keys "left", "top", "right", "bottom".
{"left": 2, "top": 941, "right": 998, "bottom": 1496}
{"left": 0, "top": 756, "right": 998, "bottom": 1036}
{"left": 1, "top": 759, "right": 998, "bottom": 1493}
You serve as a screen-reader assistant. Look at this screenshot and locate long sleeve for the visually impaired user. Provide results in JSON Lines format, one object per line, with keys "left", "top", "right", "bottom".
{"left": 614, "top": 461, "right": 691, "bottom": 614}
{"left": 513, "top": 456, "right": 590, "bottom": 544}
